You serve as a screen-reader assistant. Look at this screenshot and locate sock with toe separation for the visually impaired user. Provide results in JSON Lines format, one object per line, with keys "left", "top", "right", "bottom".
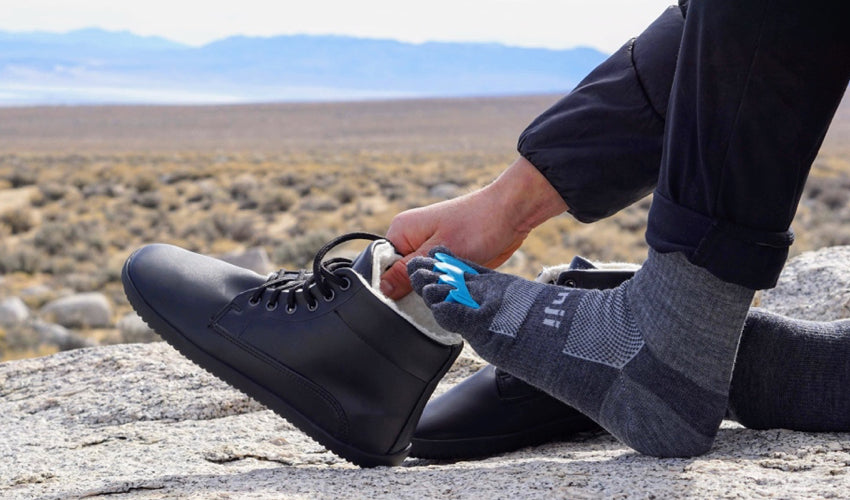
{"left": 409, "top": 248, "right": 754, "bottom": 457}
{"left": 729, "top": 308, "right": 850, "bottom": 431}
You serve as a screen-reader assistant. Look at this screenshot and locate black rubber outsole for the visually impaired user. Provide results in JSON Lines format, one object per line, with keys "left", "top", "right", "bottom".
{"left": 410, "top": 421, "right": 602, "bottom": 460}
{"left": 121, "top": 256, "right": 408, "bottom": 468}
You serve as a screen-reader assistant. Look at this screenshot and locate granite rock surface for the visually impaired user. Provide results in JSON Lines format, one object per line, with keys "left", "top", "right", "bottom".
{"left": 760, "top": 246, "right": 850, "bottom": 321}
{"left": 1, "top": 247, "right": 849, "bottom": 499}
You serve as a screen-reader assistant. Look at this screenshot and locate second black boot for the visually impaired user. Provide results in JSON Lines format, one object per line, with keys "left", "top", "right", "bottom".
{"left": 410, "top": 257, "right": 635, "bottom": 459}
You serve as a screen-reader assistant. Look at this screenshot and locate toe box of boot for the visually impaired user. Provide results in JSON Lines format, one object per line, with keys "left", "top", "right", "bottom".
{"left": 122, "top": 243, "right": 266, "bottom": 332}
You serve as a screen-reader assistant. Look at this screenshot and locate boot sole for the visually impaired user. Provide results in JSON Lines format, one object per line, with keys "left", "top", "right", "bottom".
{"left": 123, "top": 258, "right": 420, "bottom": 468}
{"left": 410, "top": 418, "right": 602, "bottom": 460}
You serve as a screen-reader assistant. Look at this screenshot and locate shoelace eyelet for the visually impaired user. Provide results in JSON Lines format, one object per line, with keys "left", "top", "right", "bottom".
{"left": 251, "top": 233, "right": 382, "bottom": 319}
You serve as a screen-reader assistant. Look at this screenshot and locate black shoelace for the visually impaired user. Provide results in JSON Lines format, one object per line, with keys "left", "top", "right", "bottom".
{"left": 248, "top": 232, "right": 384, "bottom": 313}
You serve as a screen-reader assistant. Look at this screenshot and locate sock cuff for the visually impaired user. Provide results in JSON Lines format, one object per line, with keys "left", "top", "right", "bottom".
{"left": 640, "top": 247, "right": 756, "bottom": 302}
{"left": 629, "top": 249, "right": 754, "bottom": 394}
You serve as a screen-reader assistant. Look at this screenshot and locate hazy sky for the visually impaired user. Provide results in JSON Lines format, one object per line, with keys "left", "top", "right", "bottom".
{"left": 3, "top": 0, "right": 676, "bottom": 53}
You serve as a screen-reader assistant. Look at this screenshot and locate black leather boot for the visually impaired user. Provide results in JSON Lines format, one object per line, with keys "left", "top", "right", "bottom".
{"left": 122, "top": 232, "right": 462, "bottom": 467}
{"left": 410, "top": 257, "right": 635, "bottom": 459}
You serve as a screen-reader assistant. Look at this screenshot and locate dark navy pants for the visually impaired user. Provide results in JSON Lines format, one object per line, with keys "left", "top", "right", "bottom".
{"left": 646, "top": 0, "right": 850, "bottom": 289}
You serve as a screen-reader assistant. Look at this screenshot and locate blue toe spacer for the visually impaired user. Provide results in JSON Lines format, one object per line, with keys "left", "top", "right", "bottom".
{"left": 435, "top": 252, "right": 480, "bottom": 275}
{"left": 432, "top": 253, "right": 480, "bottom": 309}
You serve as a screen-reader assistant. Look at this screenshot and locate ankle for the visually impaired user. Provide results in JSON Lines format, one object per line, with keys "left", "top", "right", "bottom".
{"left": 628, "top": 250, "right": 754, "bottom": 392}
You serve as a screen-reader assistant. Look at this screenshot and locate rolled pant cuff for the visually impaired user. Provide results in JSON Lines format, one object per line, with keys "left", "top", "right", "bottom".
{"left": 645, "top": 192, "right": 793, "bottom": 290}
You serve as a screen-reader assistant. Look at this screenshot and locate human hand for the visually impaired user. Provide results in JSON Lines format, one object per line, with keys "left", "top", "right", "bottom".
{"left": 380, "top": 156, "right": 567, "bottom": 300}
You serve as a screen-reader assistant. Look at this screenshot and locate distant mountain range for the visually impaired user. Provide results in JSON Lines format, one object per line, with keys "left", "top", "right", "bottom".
{"left": 0, "top": 28, "right": 606, "bottom": 105}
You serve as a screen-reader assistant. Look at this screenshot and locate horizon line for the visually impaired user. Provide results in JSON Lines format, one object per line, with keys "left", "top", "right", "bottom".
{"left": 0, "top": 26, "right": 611, "bottom": 54}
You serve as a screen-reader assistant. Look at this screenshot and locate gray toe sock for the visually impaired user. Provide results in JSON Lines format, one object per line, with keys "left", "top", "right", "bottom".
{"left": 729, "top": 308, "right": 850, "bottom": 431}
{"left": 409, "top": 248, "right": 754, "bottom": 457}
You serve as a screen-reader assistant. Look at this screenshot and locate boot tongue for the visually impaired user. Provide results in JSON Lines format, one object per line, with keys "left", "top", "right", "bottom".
{"left": 568, "top": 255, "right": 598, "bottom": 270}
{"left": 350, "top": 240, "right": 379, "bottom": 282}
{"left": 557, "top": 257, "right": 636, "bottom": 289}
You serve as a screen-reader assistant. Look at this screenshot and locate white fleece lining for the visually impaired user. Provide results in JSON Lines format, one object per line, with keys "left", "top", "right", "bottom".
{"left": 357, "top": 240, "right": 463, "bottom": 346}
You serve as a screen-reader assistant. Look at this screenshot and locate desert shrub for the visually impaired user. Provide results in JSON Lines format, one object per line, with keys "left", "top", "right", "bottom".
{"left": 28, "top": 190, "right": 47, "bottom": 208}
{"left": 229, "top": 219, "right": 257, "bottom": 243}
{"left": 258, "top": 188, "right": 298, "bottom": 214}
{"left": 81, "top": 182, "right": 124, "bottom": 199}
{"left": 0, "top": 246, "right": 42, "bottom": 274}
{"left": 179, "top": 218, "right": 217, "bottom": 243}
{"left": 813, "top": 221, "right": 850, "bottom": 247}
{"left": 43, "top": 256, "right": 77, "bottom": 275}
{"left": 69, "top": 170, "right": 100, "bottom": 191}
{"left": 612, "top": 208, "right": 647, "bottom": 233}
{"left": 635, "top": 196, "right": 653, "bottom": 211}
{"left": 301, "top": 195, "right": 340, "bottom": 212}
{"left": 819, "top": 187, "right": 849, "bottom": 211}
{"left": 229, "top": 173, "right": 265, "bottom": 208}
{"left": 0, "top": 323, "right": 59, "bottom": 361}
{"left": 0, "top": 326, "right": 28, "bottom": 361}
{"left": 1, "top": 208, "right": 35, "bottom": 234}
{"left": 313, "top": 173, "right": 338, "bottom": 190}
{"left": 805, "top": 176, "right": 850, "bottom": 210}
{"left": 805, "top": 177, "right": 826, "bottom": 199}
{"left": 160, "top": 169, "right": 205, "bottom": 184}
{"left": 274, "top": 172, "right": 302, "bottom": 188}
{"left": 33, "top": 220, "right": 105, "bottom": 256}
{"left": 134, "top": 174, "right": 158, "bottom": 193}
{"left": 133, "top": 191, "right": 162, "bottom": 209}
{"left": 378, "top": 180, "right": 407, "bottom": 201}
{"left": 6, "top": 167, "right": 37, "bottom": 188}
{"left": 59, "top": 268, "right": 111, "bottom": 292}
{"left": 333, "top": 184, "right": 358, "bottom": 205}
{"left": 126, "top": 220, "right": 154, "bottom": 240}
{"left": 207, "top": 213, "right": 257, "bottom": 243}
{"left": 71, "top": 233, "right": 107, "bottom": 260}
{"left": 229, "top": 174, "right": 259, "bottom": 202}
{"left": 33, "top": 222, "right": 77, "bottom": 255}
{"left": 273, "top": 229, "right": 335, "bottom": 266}
{"left": 238, "top": 199, "right": 259, "bottom": 210}
{"left": 161, "top": 193, "right": 183, "bottom": 212}
{"left": 274, "top": 172, "right": 313, "bottom": 196}
{"left": 37, "top": 182, "right": 69, "bottom": 203}
{"left": 180, "top": 183, "right": 204, "bottom": 203}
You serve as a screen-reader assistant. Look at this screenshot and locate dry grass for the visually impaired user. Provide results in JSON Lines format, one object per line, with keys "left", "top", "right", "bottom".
{"left": 0, "top": 92, "right": 848, "bottom": 360}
